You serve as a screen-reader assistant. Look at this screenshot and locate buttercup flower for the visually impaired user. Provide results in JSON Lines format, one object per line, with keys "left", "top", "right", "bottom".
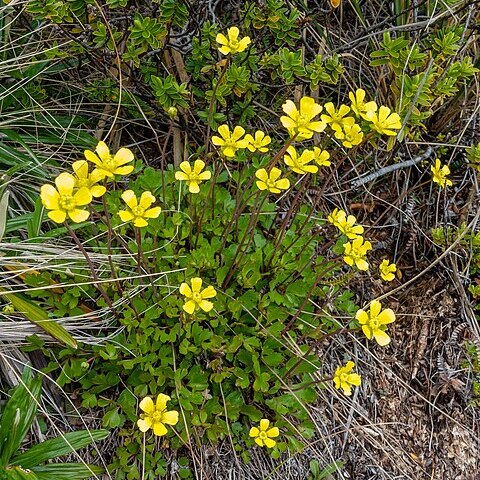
{"left": 343, "top": 236, "right": 372, "bottom": 271}
{"left": 280, "top": 96, "right": 326, "bottom": 140}
{"left": 211, "top": 125, "right": 249, "bottom": 157}
{"left": 379, "top": 259, "right": 397, "bottom": 282}
{"left": 431, "top": 159, "right": 452, "bottom": 188}
{"left": 356, "top": 299, "right": 396, "bottom": 346}
{"left": 334, "top": 123, "right": 364, "bottom": 148}
{"left": 137, "top": 394, "right": 179, "bottom": 436}
{"left": 366, "top": 106, "right": 402, "bottom": 136}
{"left": 333, "top": 361, "right": 362, "bottom": 396}
{"left": 321, "top": 103, "right": 355, "bottom": 133}
{"left": 84, "top": 141, "right": 134, "bottom": 178}
{"left": 118, "top": 190, "right": 161, "bottom": 227}
{"left": 349, "top": 89, "right": 378, "bottom": 120}
{"left": 249, "top": 419, "right": 279, "bottom": 448}
{"left": 336, "top": 212, "right": 364, "bottom": 239}
{"left": 175, "top": 160, "right": 212, "bottom": 193}
{"left": 312, "top": 147, "right": 331, "bottom": 167}
{"left": 71, "top": 160, "right": 106, "bottom": 198}
{"left": 216, "top": 27, "right": 251, "bottom": 55}
{"left": 283, "top": 146, "right": 317, "bottom": 174}
{"left": 327, "top": 208, "right": 344, "bottom": 228}
{"left": 255, "top": 167, "right": 290, "bottom": 194}
{"left": 40, "top": 172, "right": 92, "bottom": 223}
{"left": 180, "top": 277, "right": 217, "bottom": 314}
{"left": 245, "top": 130, "right": 271, "bottom": 153}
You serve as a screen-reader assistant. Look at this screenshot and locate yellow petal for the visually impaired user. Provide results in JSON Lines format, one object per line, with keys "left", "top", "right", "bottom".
{"left": 254, "top": 437, "right": 264, "bottom": 447}
{"left": 378, "top": 308, "right": 396, "bottom": 324}
{"left": 356, "top": 259, "right": 369, "bottom": 271}
{"left": 40, "top": 185, "right": 60, "bottom": 209}
{"left": 263, "top": 437, "right": 276, "bottom": 448}
{"left": 300, "top": 96, "right": 322, "bottom": 118}
{"left": 175, "top": 172, "right": 189, "bottom": 181}
{"left": 191, "top": 277, "right": 202, "bottom": 292}
{"left": 113, "top": 165, "right": 134, "bottom": 176}
{"left": 118, "top": 210, "right": 135, "bottom": 222}
{"left": 249, "top": 427, "right": 260, "bottom": 438}
{"left": 162, "top": 410, "right": 179, "bottom": 425}
{"left": 48, "top": 209, "right": 66, "bottom": 223}
{"left": 90, "top": 185, "right": 106, "bottom": 197}
{"left": 355, "top": 309, "right": 368, "bottom": 324}
{"left": 237, "top": 37, "right": 251, "bottom": 52}
{"left": 188, "top": 182, "right": 200, "bottom": 194}
{"left": 199, "top": 300, "right": 213, "bottom": 312}
{"left": 361, "top": 325, "right": 372, "bottom": 339}
{"left": 218, "top": 46, "right": 231, "bottom": 55}
{"left": 114, "top": 147, "right": 134, "bottom": 166}
{"left": 255, "top": 169, "right": 268, "bottom": 183}
{"left": 217, "top": 124, "right": 230, "bottom": 140}
{"left": 256, "top": 181, "right": 267, "bottom": 191}
{"left": 90, "top": 168, "right": 106, "bottom": 183}
{"left": 139, "top": 191, "right": 155, "bottom": 209}
{"left": 282, "top": 100, "right": 298, "bottom": 117}
{"left": 144, "top": 207, "right": 161, "bottom": 219}
{"left": 55, "top": 172, "right": 75, "bottom": 195}
{"left": 73, "top": 187, "right": 92, "bottom": 206}
{"left": 156, "top": 393, "right": 170, "bottom": 411}
{"left": 153, "top": 422, "right": 168, "bottom": 436}
{"left": 121, "top": 190, "right": 138, "bottom": 209}
{"left": 211, "top": 135, "right": 225, "bottom": 146}
{"left": 72, "top": 160, "right": 89, "bottom": 178}
{"left": 216, "top": 33, "right": 228, "bottom": 45}
{"left": 137, "top": 418, "right": 152, "bottom": 432}
{"left": 200, "top": 286, "right": 217, "bottom": 299}
{"left": 95, "top": 141, "right": 110, "bottom": 160}
{"left": 133, "top": 217, "right": 148, "bottom": 228}
{"left": 84, "top": 149, "right": 101, "bottom": 166}
{"left": 267, "top": 427, "right": 279, "bottom": 438}
{"left": 259, "top": 419, "right": 270, "bottom": 431}
{"left": 68, "top": 209, "right": 89, "bottom": 223}
{"left": 227, "top": 26, "right": 239, "bottom": 41}
{"left": 198, "top": 171, "right": 211, "bottom": 180}
{"left": 183, "top": 300, "right": 196, "bottom": 314}
{"left": 179, "top": 282, "right": 192, "bottom": 297}
{"left": 349, "top": 373, "right": 362, "bottom": 386}
{"left": 370, "top": 300, "right": 382, "bottom": 318}
{"left": 139, "top": 396, "right": 155, "bottom": 414}
{"left": 275, "top": 179, "right": 290, "bottom": 190}
{"left": 373, "top": 329, "right": 391, "bottom": 346}
{"left": 179, "top": 161, "right": 192, "bottom": 174}
{"left": 193, "top": 159, "right": 206, "bottom": 173}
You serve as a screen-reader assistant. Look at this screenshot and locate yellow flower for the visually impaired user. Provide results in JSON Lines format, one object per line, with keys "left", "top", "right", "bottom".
{"left": 283, "top": 146, "right": 317, "bottom": 174}
{"left": 333, "top": 361, "right": 361, "bottom": 396}
{"left": 216, "top": 27, "right": 251, "bottom": 55}
{"left": 321, "top": 103, "right": 355, "bottom": 133}
{"left": 118, "top": 190, "right": 161, "bottom": 228}
{"left": 137, "top": 394, "right": 179, "bottom": 436}
{"left": 312, "top": 147, "right": 331, "bottom": 167}
{"left": 379, "top": 259, "right": 397, "bottom": 282}
{"left": 349, "top": 89, "right": 377, "bottom": 120}
{"left": 71, "top": 160, "right": 106, "bottom": 198}
{"left": 211, "top": 125, "right": 249, "bottom": 157}
{"left": 356, "top": 299, "right": 396, "bottom": 346}
{"left": 249, "top": 419, "right": 279, "bottom": 448}
{"left": 431, "top": 159, "right": 452, "bottom": 188}
{"left": 40, "top": 172, "right": 92, "bottom": 224}
{"left": 366, "top": 106, "right": 402, "bottom": 136}
{"left": 245, "top": 130, "right": 271, "bottom": 153}
{"left": 84, "top": 141, "right": 134, "bottom": 178}
{"left": 255, "top": 167, "right": 290, "bottom": 194}
{"left": 327, "top": 208, "right": 344, "bottom": 228}
{"left": 175, "top": 160, "right": 212, "bottom": 193}
{"left": 280, "top": 96, "right": 326, "bottom": 140}
{"left": 333, "top": 123, "right": 364, "bottom": 148}
{"left": 343, "top": 236, "right": 372, "bottom": 271}
{"left": 179, "top": 277, "right": 217, "bottom": 314}
{"left": 336, "top": 212, "right": 364, "bottom": 239}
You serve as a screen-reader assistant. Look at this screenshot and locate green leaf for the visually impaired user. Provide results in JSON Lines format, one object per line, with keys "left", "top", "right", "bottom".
{"left": 27, "top": 197, "right": 45, "bottom": 239}
{"left": 30, "top": 464, "right": 104, "bottom": 480}
{"left": 0, "top": 369, "right": 42, "bottom": 466}
{"left": 0, "top": 189, "right": 9, "bottom": 241}
{"left": 1, "top": 291, "right": 77, "bottom": 349}
{"left": 11, "top": 430, "right": 109, "bottom": 468}
{"left": 3, "top": 466, "right": 39, "bottom": 479}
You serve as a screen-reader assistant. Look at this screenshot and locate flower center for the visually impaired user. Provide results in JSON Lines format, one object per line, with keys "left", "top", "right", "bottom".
{"left": 76, "top": 177, "right": 89, "bottom": 188}
{"left": 266, "top": 179, "right": 277, "bottom": 189}
{"left": 59, "top": 195, "right": 76, "bottom": 210}
{"left": 229, "top": 39, "right": 239, "bottom": 50}
{"left": 259, "top": 431, "right": 267, "bottom": 440}
{"left": 151, "top": 410, "right": 164, "bottom": 423}
{"left": 192, "top": 292, "right": 202, "bottom": 302}
{"left": 103, "top": 155, "right": 117, "bottom": 171}
{"left": 132, "top": 206, "right": 145, "bottom": 217}
{"left": 369, "top": 316, "right": 380, "bottom": 329}
{"left": 340, "top": 373, "right": 349, "bottom": 382}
